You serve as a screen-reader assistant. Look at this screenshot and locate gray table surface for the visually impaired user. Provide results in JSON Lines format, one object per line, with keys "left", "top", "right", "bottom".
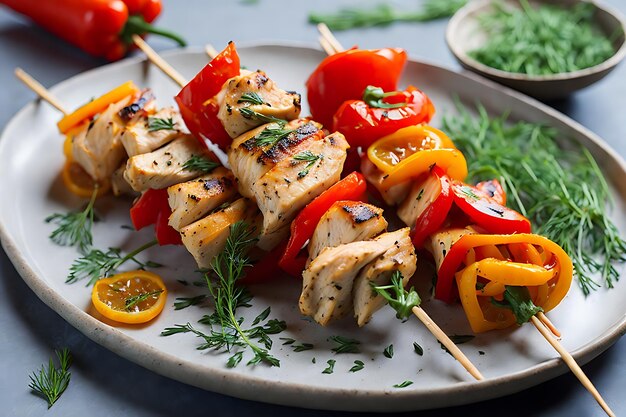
{"left": 1, "top": 1, "right": 625, "bottom": 416}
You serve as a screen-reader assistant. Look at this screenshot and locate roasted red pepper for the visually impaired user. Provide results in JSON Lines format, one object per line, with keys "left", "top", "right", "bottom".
{"left": 475, "top": 179, "right": 506, "bottom": 206}
{"left": 130, "top": 188, "right": 181, "bottom": 246}
{"left": 333, "top": 85, "right": 435, "bottom": 149}
{"left": 0, "top": 0, "right": 186, "bottom": 61}
{"left": 279, "top": 172, "right": 368, "bottom": 276}
{"left": 175, "top": 42, "right": 240, "bottom": 150}
{"left": 306, "top": 47, "right": 407, "bottom": 128}
{"left": 240, "top": 243, "right": 287, "bottom": 285}
{"left": 411, "top": 167, "right": 454, "bottom": 248}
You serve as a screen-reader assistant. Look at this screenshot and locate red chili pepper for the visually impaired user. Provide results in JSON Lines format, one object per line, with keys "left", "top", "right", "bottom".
{"left": 306, "top": 47, "right": 407, "bottom": 128}
{"left": 451, "top": 181, "right": 531, "bottom": 235}
{"left": 175, "top": 42, "right": 240, "bottom": 150}
{"left": 279, "top": 172, "right": 368, "bottom": 276}
{"left": 0, "top": 0, "right": 186, "bottom": 61}
{"left": 333, "top": 85, "right": 435, "bottom": 149}
{"left": 475, "top": 179, "right": 506, "bottom": 206}
{"left": 411, "top": 167, "right": 454, "bottom": 248}
{"left": 130, "top": 188, "right": 181, "bottom": 246}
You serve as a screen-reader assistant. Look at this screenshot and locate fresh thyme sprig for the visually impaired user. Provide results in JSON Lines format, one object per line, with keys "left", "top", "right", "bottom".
{"left": 162, "top": 222, "right": 286, "bottom": 367}
{"left": 66, "top": 239, "right": 160, "bottom": 286}
{"left": 183, "top": 155, "right": 220, "bottom": 173}
{"left": 28, "top": 349, "right": 72, "bottom": 408}
{"left": 125, "top": 290, "right": 163, "bottom": 311}
{"left": 254, "top": 125, "right": 294, "bottom": 148}
{"left": 45, "top": 187, "right": 98, "bottom": 254}
{"left": 443, "top": 102, "right": 626, "bottom": 294}
{"left": 239, "top": 107, "right": 287, "bottom": 125}
{"left": 293, "top": 151, "right": 323, "bottom": 178}
{"left": 237, "top": 92, "right": 265, "bottom": 105}
{"left": 148, "top": 117, "right": 176, "bottom": 131}
{"left": 371, "top": 271, "right": 421, "bottom": 321}
{"left": 309, "top": 0, "right": 467, "bottom": 31}
{"left": 469, "top": 1, "right": 615, "bottom": 75}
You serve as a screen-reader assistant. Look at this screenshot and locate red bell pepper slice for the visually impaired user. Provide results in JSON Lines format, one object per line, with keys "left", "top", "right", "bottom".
{"left": 175, "top": 42, "right": 240, "bottom": 150}
{"left": 411, "top": 167, "right": 454, "bottom": 247}
{"left": 306, "top": 47, "right": 407, "bottom": 128}
{"left": 451, "top": 181, "right": 531, "bottom": 235}
{"left": 475, "top": 179, "right": 506, "bottom": 206}
{"left": 239, "top": 242, "right": 287, "bottom": 285}
{"left": 279, "top": 172, "right": 368, "bottom": 276}
{"left": 333, "top": 85, "right": 435, "bottom": 149}
{"left": 130, "top": 188, "right": 181, "bottom": 246}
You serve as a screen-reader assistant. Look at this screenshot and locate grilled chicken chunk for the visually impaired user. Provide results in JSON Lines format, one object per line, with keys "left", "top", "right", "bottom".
{"left": 353, "top": 228, "right": 416, "bottom": 326}
{"left": 427, "top": 227, "right": 476, "bottom": 272}
{"left": 117, "top": 89, "right": 157, "bottom": 123}
{"left": 110, "top": 162, "right": 137, "bottom": 197}
{"left": 361, "top": 158, "right": 411, "bottom": 206}
{"left": 124, "top": 135, "right": 207, "bottom": 192}
{"left": 72, "top": 97, "right": 131, "bottom": 182}
{"left": 180, "top": 198, "right": 260, "bottom": 269}
{"left": 120, "top": 107, "right": 185, "bottom": 157}
{"left": 307, "top": 201, "right": 387, "bottom": 262}
{"left": 167, "top": 167, "right": 237, "bottom": 231}
{"left": 217, "top": 70, "right": 301, "bottom": 138}
{"left": 300, "top": 229, "right": 410, "bottom": 325}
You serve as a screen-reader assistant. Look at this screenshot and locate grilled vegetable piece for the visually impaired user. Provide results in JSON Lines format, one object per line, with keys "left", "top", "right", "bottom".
{"left": 72, "top": 97, "right": 131, "bottom": 182}
{"left": 361, "top": 157, "right": 411, "bottom": 206}
{"left": 307, "top": 200, "right": 387, "bottom": 262}
{"left": 217, "top": 70, "right": 301, "bottom": 138}
{"left": 353, "top": 228, "right": 416, "bottom": 326}
{"left": 300, "top": 228, "right": 410, "bottom": 325}
{"left": 120, "top": 107, "right": 185, "bottom": 157}
{"left": 124, "top": 134, "right": 207, "bottom": 192}
{"left": 167, "top": 167, "right": 237, "bottom": 231}
{"left": 179, "top": 198, "right": 260, "bottom": 269}
{"left": 110, "top": 161, "right": 137, "bottom": 197}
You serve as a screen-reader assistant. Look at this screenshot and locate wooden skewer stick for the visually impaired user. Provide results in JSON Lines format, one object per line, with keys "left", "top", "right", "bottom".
{"left": 15, "top": 68, "right": 68, "bottom": 115}
{"left": 318, "top": 36, "right": 336, "bottom": 56}
{"left": 537, "top": 311, "right": 561, "bottom": 338}
{"left": 531, "top": 316, "right": 614, "bottom": 417}
{"left": 412, "top": 306, "right": 484, "bottom": 381}
{"left": 205, "top": 44, "right": 219, "bottom": 60}
{"left": 132, "top": 34, "right": 187, "bottom": 88}
{"left": 317, "top": 23, "right": 344, "bottom": 54}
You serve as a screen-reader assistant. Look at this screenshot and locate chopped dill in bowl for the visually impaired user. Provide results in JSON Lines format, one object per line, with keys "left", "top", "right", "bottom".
{"left": 468, "top": 0, "right": 616, "bottom": 76}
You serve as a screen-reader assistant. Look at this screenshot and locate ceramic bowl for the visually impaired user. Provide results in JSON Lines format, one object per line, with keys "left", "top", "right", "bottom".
{"left": 446, "top": 0, "right": 626, "bottom": 100}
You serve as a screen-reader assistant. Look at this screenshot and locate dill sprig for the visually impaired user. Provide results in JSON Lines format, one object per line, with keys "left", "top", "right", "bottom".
{"left": 371, "top": 271, "right": 421, "bottom": 321}
{"left": 443, "top": 103, "right": 626, "bottom": 294}
{"left": 308, "top": 0, "right": 467, "bottom": 31}
{"left": 66, "top": 239, "right": 160, "bottom": 286}
{"left": 148, "top": 117, "right": 176, "bottom": 131}
{"left": 28, "top": 349, "right": 72, "bottom": 408}
{"left": 45, "top": 187, "right": 98, "bottom": 254}
{"left": 254, "top": 125, "right": 294, "bottom": 148}
{"left": 183, "top": 155, "right": 220, "bottom": 173}
{"left": 293, "top": 151, "right": 323, "bottom": 179}
{"left": 161, "top": 222, "right": 286, "bottom": 367}
{"left": 239, "top": 107, "right": 287, "bottom": 126}
{"left": 237, "top": 92, "right": 265, "bottom": 105}
{"left": 469, "top": 1, "right": 615, "bottom": 75}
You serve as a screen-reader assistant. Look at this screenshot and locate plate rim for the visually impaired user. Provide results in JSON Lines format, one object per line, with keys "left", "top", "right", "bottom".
{"left": 1, "top": 42, "right": 625, "bottom": 412}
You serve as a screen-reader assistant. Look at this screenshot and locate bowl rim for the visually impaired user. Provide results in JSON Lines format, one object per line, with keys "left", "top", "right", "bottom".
{"left": 446, "top": 0, "right": 626, "bottom": 82}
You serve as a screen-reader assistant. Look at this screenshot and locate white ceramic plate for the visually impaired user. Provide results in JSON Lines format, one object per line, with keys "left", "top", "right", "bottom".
{"left": 1, "top": 44, "right": 625, "bottom": 412}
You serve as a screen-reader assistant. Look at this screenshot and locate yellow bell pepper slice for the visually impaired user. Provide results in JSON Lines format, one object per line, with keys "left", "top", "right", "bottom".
{"left": 57, "top": 81, "right": 139, "bottom": 134}
{"left": 380, "top": 148, "right": 468, "bottom": 189}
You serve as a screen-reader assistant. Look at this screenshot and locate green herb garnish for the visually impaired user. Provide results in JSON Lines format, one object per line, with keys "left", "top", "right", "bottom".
{"left": 174, "top": 294, "right": 207, "bottom": 310}
{"left": 362, "top": 85, "right": 406, "bottom": 109}
{"left": 413, "top": 342, "right": 424, "bottom": 356}
{"left": 383, "top": 344, "right": 394, "bottom": 359}
{"left": 349, "top": 360, "right": 365, "bottom": 372}
{"left": 183, "top": 155, "right": 220, "bottom": 173}
{"left": 239, "top": 108, "right": 287, "bottom": 125}
{"left": 443, "top": 102, "right": 626, "bottom": 294}
{"left": 293, "top": 151, "right": 323, "bottom": 179}
{"left": 308, "top": 0, "right": 467, "bottom": 31}
{"left": 125, "top": 290, "right": 163, "bottom": 311}
{"left": 468, "top": 0, "right": 615, "bottom": 75}
{"left": 254, "top": 125, "right": 294, "bottom": 148}
{"left": 322, "top": 359, "right": 336, "bottom": 374}
{"left": 28, "top": 349, "right": 72, "bottom": 408}
{"left": 393, "top": 380, "right": 413, "bottom": 388}
{"left": 492, "top": 286, "right": 543, "bottom": 325}
{"left": 371, "top": 271, "right": 420, "bottom": 321}
{"left": 66, "top": 240, "right": 160, "bottom": 286}
{"left": 237, "top": 92, "right": 265, "bottom": 105}
{"left": 148, "top": 117, "right": 176, "bottom": 131}
{"left": 330, "top": 336, "right": 361, "bottom": 354}
{"left": 45, "top": 186, "right": 98, "bottom": 254}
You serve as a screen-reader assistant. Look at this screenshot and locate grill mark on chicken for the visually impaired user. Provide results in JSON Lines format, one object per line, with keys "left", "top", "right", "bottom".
{"left": 341, "top": 203, "right": 379, "bottom": 224}
{"left": 118, "top": 89, "right": 155, "bottom": 122}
